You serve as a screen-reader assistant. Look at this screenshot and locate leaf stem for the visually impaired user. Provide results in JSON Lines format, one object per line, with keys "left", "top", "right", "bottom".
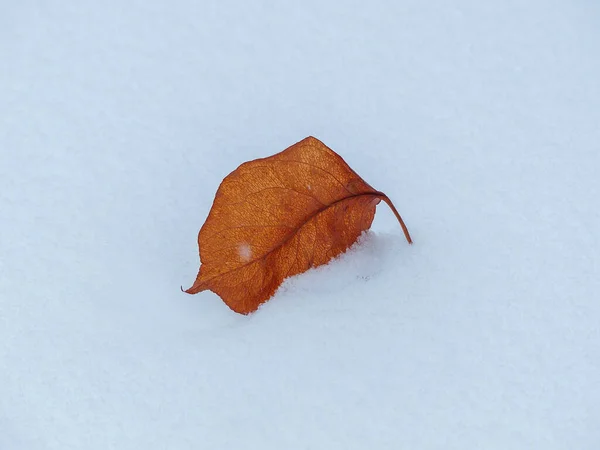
{"left": 376, "top": 193, "right": 413, "bottom": 244}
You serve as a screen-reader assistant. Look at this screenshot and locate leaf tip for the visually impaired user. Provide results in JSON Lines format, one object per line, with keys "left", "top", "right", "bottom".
{"left": 303, "top": 135, "right": 322, "bottom": 145}
{"left": 182, "top": 281, "right": 206, "bottom": 295}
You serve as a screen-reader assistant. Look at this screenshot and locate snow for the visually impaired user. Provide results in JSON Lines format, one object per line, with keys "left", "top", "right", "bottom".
{"left": 1, "top": 1, "right": 600, "bottom": 449}
{"left": 238, "top": 243, "right": 252, "bottom": 263}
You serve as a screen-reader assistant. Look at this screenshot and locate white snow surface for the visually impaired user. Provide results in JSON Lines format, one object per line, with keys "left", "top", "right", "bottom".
{"left": 2, "top": 1, "right": 600, "bottom": 449}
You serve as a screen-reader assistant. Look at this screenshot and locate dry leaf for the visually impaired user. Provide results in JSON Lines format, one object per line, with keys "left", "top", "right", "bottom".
{"left": 185, "top": 136, "right": 412, "bottom": 314}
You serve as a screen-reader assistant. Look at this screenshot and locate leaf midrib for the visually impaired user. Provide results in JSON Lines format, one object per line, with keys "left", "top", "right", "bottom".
{"left": 195, "top": 191, "right": 383, "bottom": 287}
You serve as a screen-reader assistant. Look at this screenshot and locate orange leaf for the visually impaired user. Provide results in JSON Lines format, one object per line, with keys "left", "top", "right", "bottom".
{"left": 185, "top": 136, "right": 412, "bottom": 314}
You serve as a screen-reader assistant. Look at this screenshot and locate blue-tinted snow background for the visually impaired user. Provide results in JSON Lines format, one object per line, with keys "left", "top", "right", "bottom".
{"left": 1, "top": 1, "right": 599, "bottom": 448}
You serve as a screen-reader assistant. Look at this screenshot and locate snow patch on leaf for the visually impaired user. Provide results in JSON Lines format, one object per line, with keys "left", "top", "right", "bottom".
{"left": 238, "top": 243, "right": 252, "bottom": 262}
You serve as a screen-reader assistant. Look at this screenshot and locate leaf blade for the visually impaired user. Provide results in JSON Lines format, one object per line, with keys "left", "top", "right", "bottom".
{"left": 185, "top": 136, "right": 410, "bottom": 314}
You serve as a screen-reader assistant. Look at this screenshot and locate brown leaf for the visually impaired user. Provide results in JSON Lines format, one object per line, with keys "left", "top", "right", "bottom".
{"left": 185, "top": 136, "right": 412, "bottom": 314}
